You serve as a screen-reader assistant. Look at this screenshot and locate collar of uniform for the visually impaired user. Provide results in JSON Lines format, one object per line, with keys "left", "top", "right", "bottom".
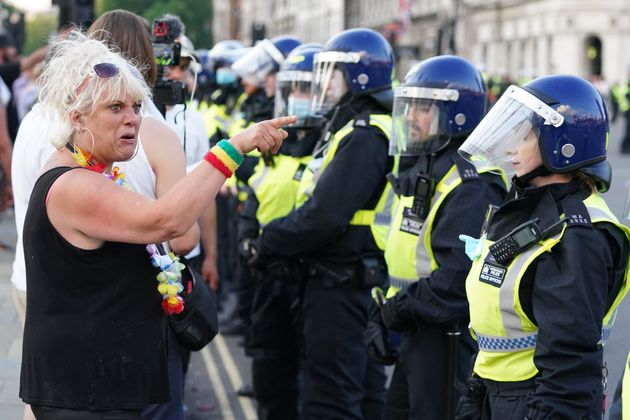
{"left": 279, "top": 126, "right": 321, "bottom": 157}
{"left": 396, "top": 143, "right": 458, "bottom": 187}
{"left": 325, "top": 94, "right": 388, "bottom": 134}
{"left": 488, "top": 180, "right": 587, "bottom": 241}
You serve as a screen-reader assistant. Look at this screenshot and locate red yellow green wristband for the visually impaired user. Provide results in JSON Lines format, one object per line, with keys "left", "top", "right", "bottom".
{"left": 204, "top": 140, "right": 244, "bottom": 178}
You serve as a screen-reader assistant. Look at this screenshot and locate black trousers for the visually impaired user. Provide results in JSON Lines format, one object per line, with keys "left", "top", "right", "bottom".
{"left": 481, "top": 379, "right": 534, "bottom": 420}
{"left": 249, "top": 271, "right": 302, "bottom": 420}
{"left": 301, "top": 268, "right": 386, "bottom": 420}
{"left": 384, "top": 325, "right": 475, "bottom": 420}
{"left": 481, "top": 377, "right": 604, "bottom": 420}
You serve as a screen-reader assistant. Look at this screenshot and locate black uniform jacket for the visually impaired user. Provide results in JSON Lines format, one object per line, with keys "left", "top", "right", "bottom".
{"left": 488, "top": 180, "right": 628, "bottom": 419}
{"left": 258, "top": 95, "right": 393, "bottom": 263}
{"left": 237, "top": 128, "right": 321, "bottom": 242}
{"left": 395, "top": 145, "right": 507, "bottom": 327}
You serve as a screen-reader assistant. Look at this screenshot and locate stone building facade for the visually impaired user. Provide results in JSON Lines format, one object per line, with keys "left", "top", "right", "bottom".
{"left": 213, "top": 0, "right": 630, "bottom": 82}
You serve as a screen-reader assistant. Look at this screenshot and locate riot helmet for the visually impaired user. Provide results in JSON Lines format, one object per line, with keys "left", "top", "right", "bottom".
{"left": 231, "top": 35, "right": 302, "bottom": 87}
{"left": 208, "top": 40, "right": 246, "bottom": 86}
{"left": 390, "top": 55, "right": 486, "bottom": 156}
{"left": 311, "top": 28, "right": 394, "bottom": 115}
{"left": 459, "top": 75, "right": 611, "bottom": 191}
{"left": 274, "top": 43, "right": 324, "bottom": 127}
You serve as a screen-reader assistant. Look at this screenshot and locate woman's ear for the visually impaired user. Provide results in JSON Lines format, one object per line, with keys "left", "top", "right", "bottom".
{"left": 70, "top": 110, "right": 82, "bottom": 129}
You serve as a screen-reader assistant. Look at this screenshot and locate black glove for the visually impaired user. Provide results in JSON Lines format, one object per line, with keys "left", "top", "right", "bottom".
{"left": 243, "top": 238, "right": 267, "bottom": 269}
{"left": 454, "top": 376, "right": 486, "bottom": 420}
{"left": 380, "top": 295, "right": 413, "bottom": 332}
{"left": 363, "top": 299, "right": 397, "bottom": 365}
{"left": 363, "top": 319, "right": 398, "bottom": 365}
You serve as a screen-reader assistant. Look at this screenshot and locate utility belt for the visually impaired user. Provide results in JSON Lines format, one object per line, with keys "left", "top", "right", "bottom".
{"left": 306, "top": 257, "right": 387, "bottom": 289}
{"left": 265, "top": 258, "right": 307, "bottom": 285}
{"left": 482, "top": 377, "right": 536, "bottom": 396}
{"left": 455, "top": 376, "right": 536, "bottom": 419}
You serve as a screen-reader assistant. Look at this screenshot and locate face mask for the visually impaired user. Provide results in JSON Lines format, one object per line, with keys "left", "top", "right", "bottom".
{"left": 287, "top": 96, "right": 311, "bottom": 119}
{"left": 216, "top": 68, "right": 237, "bottom": 85}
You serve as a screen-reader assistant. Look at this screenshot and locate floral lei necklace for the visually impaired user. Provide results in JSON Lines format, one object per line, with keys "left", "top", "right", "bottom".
{"left": 67, "top": 143, "right": 185, "bottom": 315}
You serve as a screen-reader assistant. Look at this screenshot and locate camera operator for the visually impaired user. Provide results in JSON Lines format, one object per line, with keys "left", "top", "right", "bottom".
{"left": 163, "top": 35, "right": 209, "bottom": 166}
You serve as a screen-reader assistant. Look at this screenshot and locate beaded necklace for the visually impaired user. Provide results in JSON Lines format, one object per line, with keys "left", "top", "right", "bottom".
{"left": 66, "top": 143, "right": 185, "bottom": 314}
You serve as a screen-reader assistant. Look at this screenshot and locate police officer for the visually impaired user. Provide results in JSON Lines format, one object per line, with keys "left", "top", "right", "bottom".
{"left": 368, "top": 56, "right": 508, "bottom": 420}
{"left": 198, "top": 41, "right": 248, "bottom": 328}
{"left": 230, "top": 35, "right": 302, "bottom": 137}
{"left": 219, "top": 35, "right": 302, "bottom": 339}
{"left": 243, "top": 43, "right": 323, "bottom": 420}
{"left": 457, "top": 75, "right": 630, "bottom": 419}
{"left": 254, "top": 28, "right": 395, "bottom": 419}
{"left": 203, "top": 40, "right": 248, "bottom": 144}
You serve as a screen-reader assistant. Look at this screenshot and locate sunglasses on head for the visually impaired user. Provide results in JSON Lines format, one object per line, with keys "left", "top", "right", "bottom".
{"left": 92, "top": 62, "right": 120, "bottom": 78}
{"left": 75, "top": 63, "right": 120, "bottom": 96}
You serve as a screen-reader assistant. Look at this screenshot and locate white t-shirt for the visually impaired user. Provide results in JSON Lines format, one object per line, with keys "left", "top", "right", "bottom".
{"left": 165, "top": 104, "right": 210, "bottom": 166}
{"left": 11, "top": 104, "right": 58, "bottom": 291}
{"left": 164, "top": 104, "right": 209, "bottom": 259}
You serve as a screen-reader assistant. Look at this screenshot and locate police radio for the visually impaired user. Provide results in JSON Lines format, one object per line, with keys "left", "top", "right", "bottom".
{"left": 410, "top": 174, "right": 434, "bottom": 220}
{"left": 489, "top": 217, "right": 567, "bottom": 266}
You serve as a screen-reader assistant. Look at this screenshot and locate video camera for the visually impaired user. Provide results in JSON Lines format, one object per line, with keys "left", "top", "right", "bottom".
{"left": 152, "top": 18, "right": 187, "bottom": 106}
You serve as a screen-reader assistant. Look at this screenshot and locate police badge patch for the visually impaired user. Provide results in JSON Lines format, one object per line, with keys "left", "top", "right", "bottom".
{"left": 399, "top": 207, "right": 423, "bottom": 236}
{"left": 479, "top": 262, "right": 506, "bottom": 287}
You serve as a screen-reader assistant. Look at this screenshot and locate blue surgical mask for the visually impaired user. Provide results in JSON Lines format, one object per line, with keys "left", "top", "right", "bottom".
{"left": 287, "top": 96, "right": 311, "bottom": 119}
{"left": 216, "top": 68, "right": 237, "bottom": 85}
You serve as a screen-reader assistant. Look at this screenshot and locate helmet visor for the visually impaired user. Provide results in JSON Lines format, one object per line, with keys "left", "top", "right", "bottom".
{"left": 458, "top": 85, "right": 564, "bottom": 176}
{"left": 231, "top": 40, "right": 284, "bottom": 86}
{"left": 390, "top": 86, "right": 458, "bottom": 155}
{"left": 275, "top": 70, "right": 314, "bottom": 126}
{"left": 311, "top": 51, "right": 356, "bottom": 115}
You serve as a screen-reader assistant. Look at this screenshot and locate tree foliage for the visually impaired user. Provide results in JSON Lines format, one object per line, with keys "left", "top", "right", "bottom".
{"left": 23, "top": 13, "right": 57, "bottom": 54}
{"left": 95, "top": 0, "right": 214, "bottom": 49}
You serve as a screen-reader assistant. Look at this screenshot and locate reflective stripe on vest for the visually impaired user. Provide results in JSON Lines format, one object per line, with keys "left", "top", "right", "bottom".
{"left": 468, "top": 192, "right": 630, "bottom": 382}
{"left": 385, "top": 164, "right": 504, "bottom": 295}
{"left": 248, "top": 154, "right": 311, "bottom": 227}
{"left": 295, "top": 114, "right": 394, "bottom": 250}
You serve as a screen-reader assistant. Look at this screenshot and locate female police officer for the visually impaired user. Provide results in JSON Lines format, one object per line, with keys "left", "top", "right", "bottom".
{"left": 458, "top": 75, "right": 630, "bottom": 419}
{"left": 370, "top": 56, "right": 507, "bottom": 420}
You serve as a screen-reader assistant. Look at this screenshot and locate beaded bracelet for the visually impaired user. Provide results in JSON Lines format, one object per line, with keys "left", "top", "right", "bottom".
{"left": 205, "top": 139, "right": 244, "bottom": 178}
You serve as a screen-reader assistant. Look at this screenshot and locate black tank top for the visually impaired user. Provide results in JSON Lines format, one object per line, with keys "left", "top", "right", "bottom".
{"left": 20, "top": 167, "right": 169, "bottom": 410}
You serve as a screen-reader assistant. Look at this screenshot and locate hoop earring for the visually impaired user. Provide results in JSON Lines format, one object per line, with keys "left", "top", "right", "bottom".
{"left": 74, "top": 127, "right": 96, "bottom": 162}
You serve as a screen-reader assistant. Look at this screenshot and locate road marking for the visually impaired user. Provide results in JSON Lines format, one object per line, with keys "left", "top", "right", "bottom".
{"left": 214, "top": 334, "right": 258, "bottom": 419}
{"left": 201, "top": 344, "right": 236, "bottom": 419}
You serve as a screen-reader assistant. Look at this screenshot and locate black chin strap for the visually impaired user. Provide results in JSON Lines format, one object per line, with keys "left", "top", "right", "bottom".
{"left": 513, "top": 165, "right": 552, "bottom": 190}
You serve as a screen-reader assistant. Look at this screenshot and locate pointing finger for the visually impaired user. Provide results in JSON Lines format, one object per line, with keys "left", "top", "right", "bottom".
{"left": 269, "top": 115, "right": 298, "bottom": 129}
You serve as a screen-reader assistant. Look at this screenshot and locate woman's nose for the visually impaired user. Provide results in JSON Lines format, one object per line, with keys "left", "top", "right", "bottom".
{"left": 125, "top": 108, "right": 140, "bottom": 126}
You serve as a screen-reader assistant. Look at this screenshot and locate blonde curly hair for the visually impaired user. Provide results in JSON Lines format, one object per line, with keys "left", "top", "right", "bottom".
{"left": 38, "top": 31, "right": 152, "bottom": 148}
